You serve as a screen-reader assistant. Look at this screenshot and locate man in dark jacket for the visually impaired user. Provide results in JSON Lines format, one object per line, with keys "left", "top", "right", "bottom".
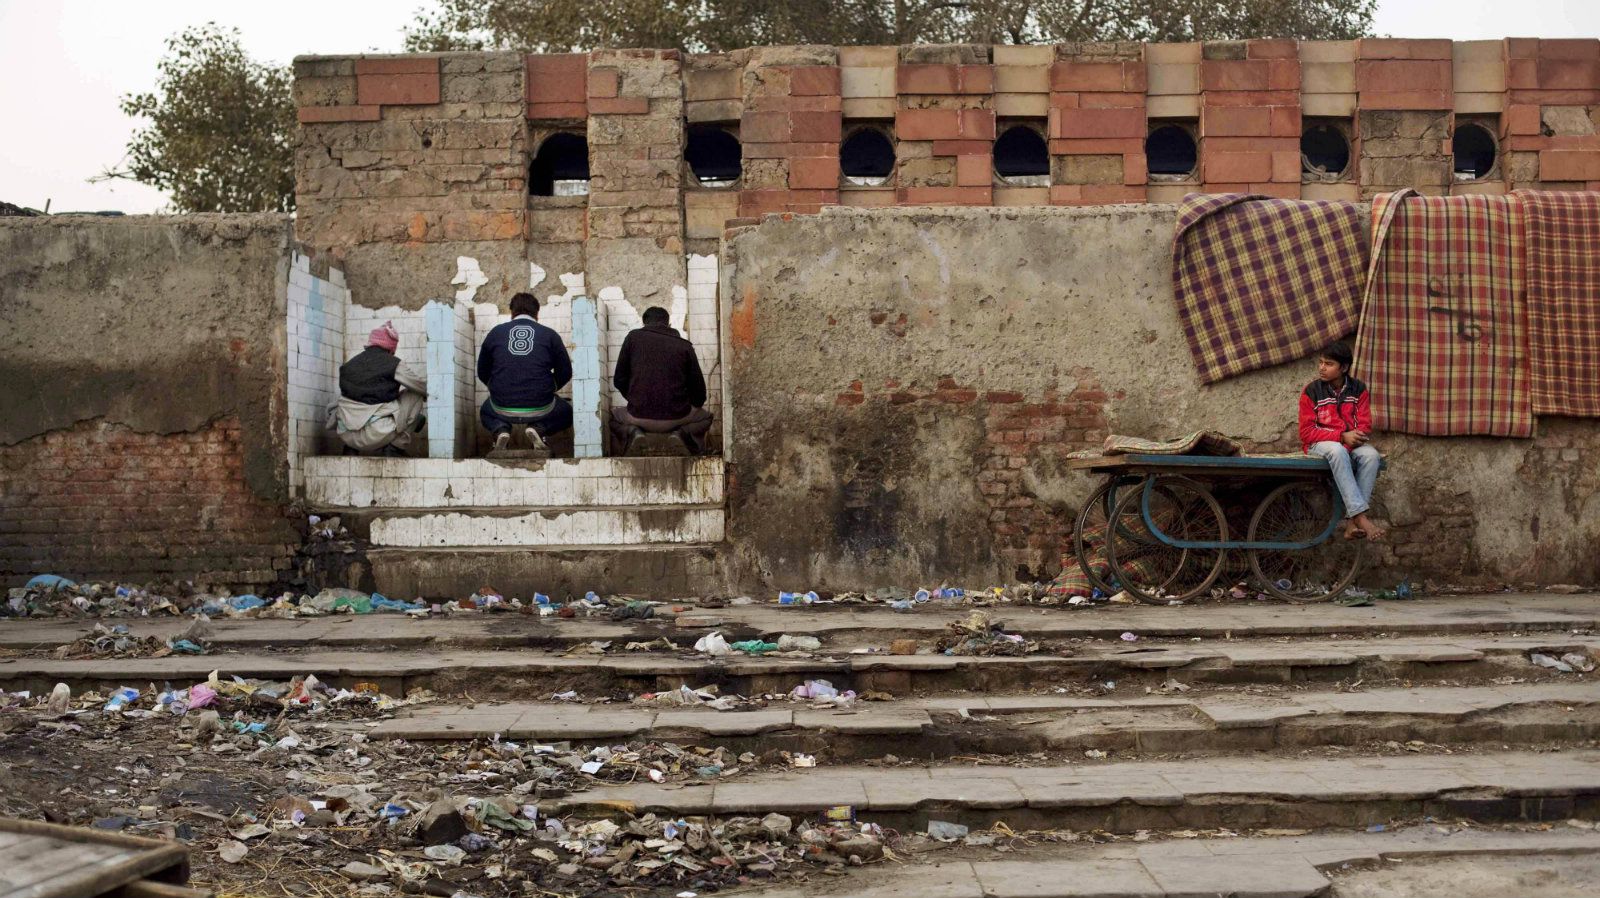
{"left": 610, "top": 306, "right": 713, "bottom": 454}
{"left": 477, "top": 292, "right": 573, "bottom": 452}
{"left": 329, "top": 321, "right": 427, "bottom": 456}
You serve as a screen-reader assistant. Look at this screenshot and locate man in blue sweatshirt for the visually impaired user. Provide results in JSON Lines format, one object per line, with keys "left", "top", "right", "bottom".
{"left": 477, "top": 292, "right": 573, "bottom": 451}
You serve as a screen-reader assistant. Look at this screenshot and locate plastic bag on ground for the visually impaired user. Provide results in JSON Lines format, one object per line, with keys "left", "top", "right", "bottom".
{"left": 694, "top": 633, "right": 731, "bottom": 656}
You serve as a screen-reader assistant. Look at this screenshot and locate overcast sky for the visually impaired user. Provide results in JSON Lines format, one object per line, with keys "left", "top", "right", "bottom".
{"left": 3, "top": 0, "right": 1598, "bottom": 214}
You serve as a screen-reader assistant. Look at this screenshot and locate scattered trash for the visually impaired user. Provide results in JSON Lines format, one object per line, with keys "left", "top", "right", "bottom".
{"left": 218, "top": 840, "right": 249, "bottom": 864}
{"left": 927, "top": 820, "right": 969, "bottom": 841}
{"left": 45, "top": 683, "right": 71, "bottom": 714}
{"left": 1120, "top": 632, "right": 1138, "bottom": 642}
{"left": 776, "top": 634, "right": 822, "bottom": 652}
{"left": 1532, "top": 653, "right": 1577, "bottom": 673}
{"left": 729, "top": 639, "right": 779, "bottom": 655}
{"left": 103, "top": 686, "right": 139, "bottom": 712}
{"left": 889, "top": 638, "right": 919, "bottom": 655}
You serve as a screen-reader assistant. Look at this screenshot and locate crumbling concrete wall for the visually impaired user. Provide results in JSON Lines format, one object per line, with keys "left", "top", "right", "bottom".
{"left": 722, "top": 204, "right": 1600, "bottom": 590}
{"left": 0, "top": 214, "right": 299, "bottom": 587}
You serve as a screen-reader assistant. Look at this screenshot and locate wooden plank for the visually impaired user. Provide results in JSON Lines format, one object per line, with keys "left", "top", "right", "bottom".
{"left": 114, "top": 881, "right": 214, "bottom": 898}
{"left": 1, "top": 839, "right": 127, "bottom": 896}
{"left": 0, "top": 818, "right": 191, "bottom": 898}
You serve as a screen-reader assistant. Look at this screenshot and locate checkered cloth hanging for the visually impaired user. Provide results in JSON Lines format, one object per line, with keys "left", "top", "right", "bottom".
{"left": 1354, "top": 189, "right": 1532, "bottom": 437}
{"left": 1172, "top": 193, "right": 1369, "bottom": 384}
{"left": 1520, "top": 190, "right": 1600, "bottom": 418}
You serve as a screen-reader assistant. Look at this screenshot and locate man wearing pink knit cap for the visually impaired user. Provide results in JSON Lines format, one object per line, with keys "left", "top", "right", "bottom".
{"left": 328, "top": 321, "right": 427, "bottom": 456}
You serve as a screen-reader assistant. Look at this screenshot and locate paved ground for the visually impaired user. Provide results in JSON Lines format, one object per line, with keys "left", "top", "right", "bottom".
{"left": 1, "top": 592, "right": 1594, "bottom": 650}
{"left": 739, "top": 828, "right": 1600, "bottom": 898}
{"left": 4, "top": 592, "right": 1598, "bottom": 896}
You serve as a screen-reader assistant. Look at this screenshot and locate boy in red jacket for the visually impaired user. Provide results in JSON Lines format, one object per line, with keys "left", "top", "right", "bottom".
{"left": 1298, "top": 341, "right": 1384, "bottom": 540}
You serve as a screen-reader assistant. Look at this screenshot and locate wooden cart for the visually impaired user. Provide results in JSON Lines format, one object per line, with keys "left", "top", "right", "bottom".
{"left": 1066, "top": 453, "right": 1367, "bottom": 604}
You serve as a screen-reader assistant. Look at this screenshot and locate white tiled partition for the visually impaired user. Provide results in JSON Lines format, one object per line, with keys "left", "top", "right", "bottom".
{"left": 285, "top": 252, "right": 348, "bottom": 493}
{"left": 423, "top": 299, "right": 476, "bottom": 459}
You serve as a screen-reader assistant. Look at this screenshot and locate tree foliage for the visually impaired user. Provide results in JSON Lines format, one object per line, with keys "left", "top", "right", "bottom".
{"left": 404, "top": 0, "right": 1376, "bottom": 53}
{"left": 103, "top": 24, "right": 295, "bottom": 213}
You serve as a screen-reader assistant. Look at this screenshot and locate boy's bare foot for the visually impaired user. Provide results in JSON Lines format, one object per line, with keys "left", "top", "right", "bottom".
{"left": 1344, "top": 521, "right": 1365, "bottom": 540}
{"left": 1351, "top": 512, "right": 1385, "bottom": 541}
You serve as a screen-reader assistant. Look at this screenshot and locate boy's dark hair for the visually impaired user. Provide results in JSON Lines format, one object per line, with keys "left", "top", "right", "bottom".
{"left": 1320, "top": 340, "right": 1354, "bottom": 369}
{"left": 510, "top": 292, "right": 540, "bottom": 318}
{"left": 642, "top": 306, "right": 669, "bottom": 326}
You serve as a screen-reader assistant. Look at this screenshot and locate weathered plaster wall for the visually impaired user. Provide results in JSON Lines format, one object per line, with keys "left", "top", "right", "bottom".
{"left": 0, "top": 214, "right": 299, "bottom": 586}
{"left": 723, "top": 205, "right": 1600, "bottom": 590}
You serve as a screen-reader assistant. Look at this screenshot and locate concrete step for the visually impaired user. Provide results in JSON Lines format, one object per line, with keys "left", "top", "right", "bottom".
{"left": 5, "top": 594, "right": 1588, "bottom": 650}
{"left": 740, "top": 828, "right": 1600, "bottom": 898}
{"left": 363, "top": 683, "right": 1600, "bottom": 759}
{"left": 302, "top": 455, "right": 725, "bottom": 509}
{"left": 545, "top": 749, "right": 1600, "bottom": 834}
{"left": 0, "top": 635, "right": 1593, "bottom": 696}
{"left": 368, "top": 544, "right": 729, "bottom": 598}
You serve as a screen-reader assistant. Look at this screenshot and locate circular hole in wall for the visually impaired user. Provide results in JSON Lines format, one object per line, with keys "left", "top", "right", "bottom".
{"left": 1146, "top": 124, "right": 1198, "bottom": 179}
{"left": 993, "top": 124, "right": 1049, "bottom": 185}
{"left": 1301, "top": 123, "right": 1350, "bottom": 177}
{"left": 840, "top": 127, "right": 895, "bottom": 186}
{"left": 1453, "top": 122, "right": 1497, "bottom": 180}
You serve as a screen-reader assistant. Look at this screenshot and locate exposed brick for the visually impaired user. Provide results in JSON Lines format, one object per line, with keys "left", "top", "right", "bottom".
{"left": 1356, "top": 59, "right": 1452, "bottom": 93}
{"left": 789, "top": 156, "right": 841, "bottom": 189}
{"left": 1049, "top": 137, "right": 1145, "bottom": 154}
{"left": 742, "top": 111, "right": 792, "bottom": 143}
{"left": 354, "top": 57, "right": 439, "bottom": 75}
{"left": 1079, "top": 92, "right": 1146, "bottom": 109}
{"left": 1080, "top": 184, "right": 1146, "bottom": 203}
{"left": 1269, "top": 106, "right": 1302, "bottom": 137}
{"left": 1537, "top": 58, "right": 1600, "bottom": 90}
{"left": 1054, "top": 106, "right": 1145, "bottom": 139}
{"left": 1201, "top": 59, "right": 1299, "bottom": 91}
{"left": 527, "top": 102, "right": 588, "bottom": 120}
{"left": 898, "top": 64, "right": 960, "bottom": 93}
{"left": 956, "top": 153, "right": 993, "bottom": 187}
{"left": 933, "top": 139, "right": 993, "bottom": 155}
{"left": 1359, "top": 90, "right": 1454, "bottom": 110}
{"left": 526, "top": 53, "right": 587, "bottom": 103}
{"left": 1536, "top": 39, "right": 1600, "bottom": 60}
{"left": 588, "top": 96, "right": 650, "bottom": 114}
{"left": 297, "top": 104, "right": 381, "bottom": 124}
{"left": 896, "top": 108, "right": 962, "bottom": 140}
{"left": 1202, "top": 89, "right": 1301, "bottom": 107}
{"left": 1204, "top": 151, "right": 1273, "bottom": 182}
{"left": 1506, "top": 104, "right": 1543, "bottom": 136}
{"left": 1247, "top": 39, "right": 1299, "bottom": 59}
{"left": 356, "top": 73, "right": 441, "bottom": 106}
{"left": 1358, "top": 38, "right": 1452, "bottom": 60}
{"left": 791, "top": 66, "right": 842, "bottom": 96}
{"left": 1202, "top": 105, "right": 1272, "bottom": 136}
{"left": 1051, "top": 61, "right": 1126, "bottom": 91}
{"left": 1539, "top": 150, "right": 1600, "bottom": 181}
{"left": 897, "top": 186, "right": 992, "bottom": 205}
{"left": 588, "top": 68, "right": 620, "bottom": 98}
{"left": 790, "top": 111, "right": 843, "bottom": 141}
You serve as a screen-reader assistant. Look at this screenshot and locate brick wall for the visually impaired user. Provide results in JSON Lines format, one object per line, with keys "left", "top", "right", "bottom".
{"left": 0, "top": 418, "right": 296, "bottom": 588}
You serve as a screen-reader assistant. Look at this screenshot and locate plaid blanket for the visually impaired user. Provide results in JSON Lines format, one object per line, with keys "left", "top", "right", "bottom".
{"left": 1354, "top": 189, "right": 1532, "bottom": 437}
{"left": 1520, "top": 190, "right": 1600, "bottom": 418}
{"left": 1172, "top": 193, "right": 1368, "bottom": 383}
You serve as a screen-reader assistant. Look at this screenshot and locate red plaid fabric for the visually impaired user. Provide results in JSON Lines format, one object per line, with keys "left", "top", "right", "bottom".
{"left": 1520, "top": 190, "right": 1600, "bottom": 417}
{"left": 1354, "top": 189, "right": 1532, "bottom": 437}
{"left": 1172, "top": 193, "right": 1368, "bottom": 383}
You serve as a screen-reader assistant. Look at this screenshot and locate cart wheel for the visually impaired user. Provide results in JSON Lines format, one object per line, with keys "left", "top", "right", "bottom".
{"left": 1073, "top": 476, "right": 1137, "bottom": 596}
{"left": 1248, "top": 480, "right": 1366, "bottom": 603}
{"left": 1106, "top": 476, "right": 1229, "bottom": 605}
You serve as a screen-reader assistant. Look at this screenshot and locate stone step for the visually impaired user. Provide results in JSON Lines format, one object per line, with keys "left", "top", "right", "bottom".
{"left": 3, "top": 593, "right": 1591, "bottom": 648}
{"left": 365, "top": 506, "right": 725, "bottom": 548}
{"left": 302, "top": 455, "right": 725, "bottom": 509}
{"left": 746, "top": 828, "right": 1600, "bottom": 898}
{"left": 368, "top": 544, "right": 729, "bottom": 598}
{"left": 545, "top": 749, "right": 1600, "bottom": 834}
{"left": 364, "top": 682, "right": 1600, "bottom": 758}
{"left": 0, "top": 634, "right": 1591, "bottom": 701}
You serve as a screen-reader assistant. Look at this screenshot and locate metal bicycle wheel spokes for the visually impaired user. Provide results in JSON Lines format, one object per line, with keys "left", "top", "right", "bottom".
{"left": 1247, "top": 481, "right": 1366, "bottom": 602}
{"left": 1106, "top": 476, "right": 1229, "bottom": 604}
{"left": 1074, "top": 476, "right": 1137, "bottom": 596}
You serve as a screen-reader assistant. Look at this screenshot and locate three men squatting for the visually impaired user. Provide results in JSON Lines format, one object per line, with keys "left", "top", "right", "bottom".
{"left": 330, "top": 292, "right": 713, "bottom": 457}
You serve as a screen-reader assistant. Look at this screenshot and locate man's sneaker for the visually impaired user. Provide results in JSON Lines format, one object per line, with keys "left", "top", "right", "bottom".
{"left": 678, "top": 429, "right": 703, "bottom": 455}
{"left": 381, "top": 444, "right": 408, "bottom": 458}
{"left": 621, "top": 425, "right": 645, "bottom": 456}
{"left": 493, "top": 431, "right": 511, "bottom": 452}
{"left": 525, "top": 428, "right": 549, "bottom": 452}
{"left": 412, "top": 414, "right": 427, "bottom": 434}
